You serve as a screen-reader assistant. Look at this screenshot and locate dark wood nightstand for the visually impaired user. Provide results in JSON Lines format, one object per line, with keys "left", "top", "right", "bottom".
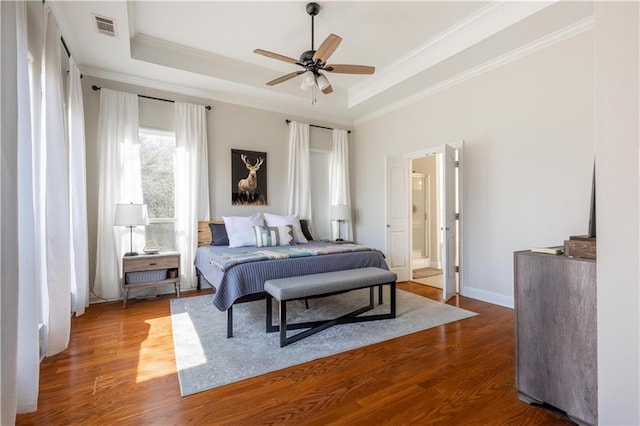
{"left": 121, "top": 251, "right": 180, "bottom": 307}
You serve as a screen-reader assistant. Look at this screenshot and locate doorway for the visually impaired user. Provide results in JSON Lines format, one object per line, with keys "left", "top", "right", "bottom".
{"left": 411, "top": 155, "right": 442, "bottom": 289}
{"left": 385, "top": 142, "right": 463, "bottom": 301}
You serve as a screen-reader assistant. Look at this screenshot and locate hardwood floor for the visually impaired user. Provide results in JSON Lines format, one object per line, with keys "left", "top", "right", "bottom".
{"left": 16, "top": 283, "right": 573, "bottom": 425}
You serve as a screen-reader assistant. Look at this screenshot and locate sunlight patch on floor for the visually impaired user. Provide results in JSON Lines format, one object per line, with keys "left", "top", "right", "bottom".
{"left": 136, "top": 313, "right": 205, "bottom": 383}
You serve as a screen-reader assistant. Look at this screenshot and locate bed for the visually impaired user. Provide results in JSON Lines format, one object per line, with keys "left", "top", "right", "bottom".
{"left": 194, "top": 220, "right": 389, "bottom": 312}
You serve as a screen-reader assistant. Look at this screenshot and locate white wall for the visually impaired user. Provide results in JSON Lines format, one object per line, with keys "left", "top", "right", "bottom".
{"left": 594, "top": 2, "right": 640, "bottom": 424}
{"left": 352, "top": 31, "right": 595, "bottom": 307}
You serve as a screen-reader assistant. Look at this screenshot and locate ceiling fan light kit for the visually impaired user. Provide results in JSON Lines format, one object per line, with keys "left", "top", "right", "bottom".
{"left": 301, "top": 70, "right": 316, "bottom": 89}
{"left": 254, "top": 2, "right": 375, "bottom": 104}
{"left": 316, "top": 74, "right": 330, "bottom": 91}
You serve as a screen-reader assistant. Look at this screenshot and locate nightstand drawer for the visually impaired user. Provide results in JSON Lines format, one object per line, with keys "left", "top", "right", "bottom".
{"left": 123, "top": 253, "right": 179, "bottom": 273}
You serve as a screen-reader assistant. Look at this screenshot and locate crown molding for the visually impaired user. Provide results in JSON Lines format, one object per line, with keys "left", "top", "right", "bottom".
{"left": 80, "top": 66, "right": 355, "bottom": 127}
{"left": 348, "top": 0, "right": 557, "bottom": 108}
{"left": 354, "top": 16, "right": 594, "bottom": 126}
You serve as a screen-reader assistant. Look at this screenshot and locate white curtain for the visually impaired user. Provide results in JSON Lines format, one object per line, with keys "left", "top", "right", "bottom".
{"left": 174, "top": 102, "right": 210, "bottom": 289}
{"left": 1, "top": 0, "right": 40, "bottom": 420}
{"left": 67, "top": 57, "right": 89, "bottom": 316}
{"left": 330, "top": 129, "right": 353, "bottom": 241}
{"left": 41, "top": 5, "right": 71, "bottom": 355}
{"left": 286, "top": 121, "right": 312, "bottom": 221}
{"left": 94, "top": 89, "right": 142, "bottom": 300}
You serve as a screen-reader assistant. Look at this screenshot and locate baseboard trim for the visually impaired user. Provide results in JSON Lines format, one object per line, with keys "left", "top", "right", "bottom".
{"left": 461, "top": 286, "right": 513, "bottom": 309}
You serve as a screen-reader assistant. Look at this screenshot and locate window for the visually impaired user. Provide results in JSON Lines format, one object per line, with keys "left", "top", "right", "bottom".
{"left": 140, "top": 128, "right": 176, "bottom": 250}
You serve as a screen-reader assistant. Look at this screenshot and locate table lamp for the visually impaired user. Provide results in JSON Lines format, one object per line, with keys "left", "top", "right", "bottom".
{"left": 331, "top": 204, "right": 350, "bottom": 242}
{"left": 114, "top": 203, "right": 148, "bottom": 256}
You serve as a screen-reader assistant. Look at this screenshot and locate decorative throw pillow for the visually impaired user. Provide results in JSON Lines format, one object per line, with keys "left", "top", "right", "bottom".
{"left": 209, "top": 223, "right": 229, "bottom": 246}
{"left": 299, "top": 219, "right": 313, "bottom": 241}
{"left": 253, "top": 225, "right": 294, "bottom": 247}
{"left": 222, "top": 213, "right": 264, "bottom": 248}
{"left": 263, "top": 213, "right": 308, "bottom": 243}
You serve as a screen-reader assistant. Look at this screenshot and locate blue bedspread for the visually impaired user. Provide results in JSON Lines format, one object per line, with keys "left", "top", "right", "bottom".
{"left": 194, "top": 241, "right": 388, "bottom": 311}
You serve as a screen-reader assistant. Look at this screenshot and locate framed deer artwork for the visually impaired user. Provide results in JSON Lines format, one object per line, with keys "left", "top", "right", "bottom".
{"left": 231, "top": 149, "right": 267, "bottom": 205}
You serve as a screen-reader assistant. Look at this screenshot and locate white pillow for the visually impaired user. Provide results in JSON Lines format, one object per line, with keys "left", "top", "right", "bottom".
{"left": 263, "top": 213, "right": 308, "bottom": 243}
{"left": 222, "top": 213, "right": 264, "bottom": 248}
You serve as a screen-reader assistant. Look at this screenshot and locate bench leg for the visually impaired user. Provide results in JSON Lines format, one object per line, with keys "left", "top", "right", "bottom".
{"left": 390, "top": 282, "right": 396, "bottom": 318}
{"left": 273, "top": 282, "right": 397, "bottom": 347}
{"left": 370, "top": 286, "right": 375, "bottom": 307}
{"left": 279, "top": 300, "right": 288, "bottom": 347}
{"left": 266, "top": 294, "right": 279, "bottom": 333}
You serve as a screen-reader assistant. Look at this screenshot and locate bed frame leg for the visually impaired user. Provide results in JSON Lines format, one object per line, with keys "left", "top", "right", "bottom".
{"left": 227, "top": 306, "right": 233, "bottom": 338}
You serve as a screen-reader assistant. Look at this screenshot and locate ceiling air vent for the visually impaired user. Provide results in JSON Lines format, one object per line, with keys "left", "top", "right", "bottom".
{"left": 93, "top": 14, "right": 117, "bottom": 37}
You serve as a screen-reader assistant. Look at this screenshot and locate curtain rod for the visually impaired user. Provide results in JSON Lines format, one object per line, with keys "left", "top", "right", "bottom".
{"left": 61, "top": 36, "right": 71, "bottom": 58}
{"left": 42, "top": 0, "right": 71, "bottom": 58}
{"left": 285, "top": 119, "right": 351, "bottom": 134}
{"left": 91, "top": 85, "right": 212, "bottom": 110}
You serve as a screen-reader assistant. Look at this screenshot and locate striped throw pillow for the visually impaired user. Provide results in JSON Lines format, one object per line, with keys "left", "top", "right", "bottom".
{"left": 253, "top": 225, "right": 294, "bottom": 247}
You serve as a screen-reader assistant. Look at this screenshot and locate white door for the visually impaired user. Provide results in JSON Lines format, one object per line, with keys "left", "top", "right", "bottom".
{"left": 442, "top": 144, "right": 457, "bottom": 301}
{"left": 385, "top": 157, "right": 410, "bottom": 282}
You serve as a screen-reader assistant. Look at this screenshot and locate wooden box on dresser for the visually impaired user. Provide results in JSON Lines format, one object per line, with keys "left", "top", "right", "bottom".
{"left": 514, "top": 250, "right": 597, "bottom": 426}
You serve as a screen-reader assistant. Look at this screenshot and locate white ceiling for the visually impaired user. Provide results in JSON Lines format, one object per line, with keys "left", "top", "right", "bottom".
{"left": 50, "top": 1, "right": 594, "bottom": 125}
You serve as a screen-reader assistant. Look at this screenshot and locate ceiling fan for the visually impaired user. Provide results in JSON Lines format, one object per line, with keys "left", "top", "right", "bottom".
{"left": 254, "top": 2, "right": 375, "bottom": 96}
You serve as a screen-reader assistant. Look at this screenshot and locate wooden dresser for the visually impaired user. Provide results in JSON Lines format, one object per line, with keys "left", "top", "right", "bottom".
{"left": 514, "top": 250, "right": 597, "bottom": 425}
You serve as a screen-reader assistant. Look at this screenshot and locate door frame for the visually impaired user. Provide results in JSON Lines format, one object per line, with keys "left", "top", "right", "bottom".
{"left": 410, "top": 172, "right": 431, "bottom": 266}
{"left": 400, "top": 141, "right": 464, "bottom": 295}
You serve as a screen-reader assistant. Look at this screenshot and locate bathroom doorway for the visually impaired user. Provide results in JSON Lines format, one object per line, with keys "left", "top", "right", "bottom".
{"left": 411, "top": 154, "right": 443, "bottom": 288}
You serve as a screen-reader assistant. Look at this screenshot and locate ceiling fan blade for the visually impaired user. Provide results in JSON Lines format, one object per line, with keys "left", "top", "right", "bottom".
{"left": 266, "top": 71, "right": 304, "bottom": 86}
{"left": 321, "top": 84, "right": 333, "bottom": 95}
{"left": 325, "top": 64, "right": 375, "bottom": 74}
{"left": 312, "top": 34, "right": 342, "bottom": 63}
{"left": 254, "top": 49, "right": 300, "bottom": 65}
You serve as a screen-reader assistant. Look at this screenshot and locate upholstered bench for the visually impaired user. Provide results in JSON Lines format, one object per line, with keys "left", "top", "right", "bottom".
{"left": 264, "top": 267, "right": 397, "bottom": 347}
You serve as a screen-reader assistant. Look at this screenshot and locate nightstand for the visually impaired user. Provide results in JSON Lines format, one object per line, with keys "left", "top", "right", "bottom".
{"left": 121, "top": 251, "right": 181, "bottom": 307}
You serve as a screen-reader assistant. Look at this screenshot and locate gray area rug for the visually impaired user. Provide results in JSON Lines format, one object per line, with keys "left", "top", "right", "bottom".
{"left": 170, "top": 289, "right": 476, "bottom": 396}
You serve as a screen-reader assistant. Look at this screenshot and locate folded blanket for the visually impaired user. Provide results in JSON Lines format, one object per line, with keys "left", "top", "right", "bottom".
{"left": 210, "top": 243, "right": 377, "bottom": 271}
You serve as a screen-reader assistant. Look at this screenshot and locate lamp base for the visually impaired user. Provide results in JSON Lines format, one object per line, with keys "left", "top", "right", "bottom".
{"left": 123, "top": 251, "right": 139, "bottom": 257}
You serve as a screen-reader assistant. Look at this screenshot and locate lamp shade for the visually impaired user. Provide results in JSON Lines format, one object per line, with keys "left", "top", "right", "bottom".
{"left": 331, "top": 204, "right": 350, "bottom": 221}
{"left": 114, "top": 203, "right": 148, "bottom": 226}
